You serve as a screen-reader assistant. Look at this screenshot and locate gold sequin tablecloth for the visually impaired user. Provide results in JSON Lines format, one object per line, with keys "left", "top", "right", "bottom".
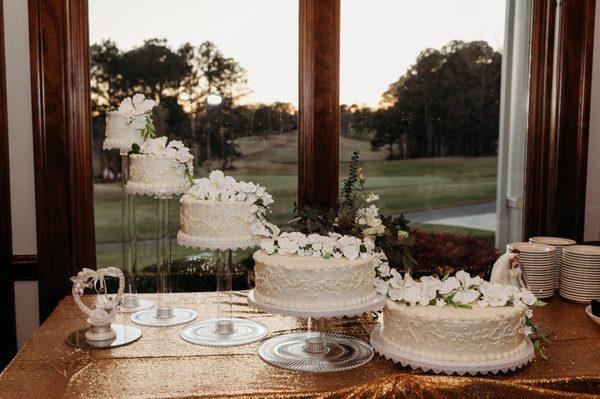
{"left": 1, "top": 292, "right": 599, "bottom": 399}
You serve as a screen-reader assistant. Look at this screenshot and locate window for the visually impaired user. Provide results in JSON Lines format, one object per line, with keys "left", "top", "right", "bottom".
{"left": 89, "top": 0, "right": 298, "bottom": 290}
{"left": 340, "top": 0, "right": 530, "bottom": 273}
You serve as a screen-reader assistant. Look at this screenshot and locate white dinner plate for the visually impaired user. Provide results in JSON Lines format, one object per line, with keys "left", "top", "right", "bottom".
{"left": 564, "top": 245, "right": 600, "bottom": 256}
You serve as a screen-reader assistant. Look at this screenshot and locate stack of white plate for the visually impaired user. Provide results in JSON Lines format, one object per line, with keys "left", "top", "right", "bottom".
{"left": 560, "top": 245, "right": 600, "bottom": 303}
{"left": 529, "top": 237, "right": 576, "bottom": 290}
{"left": 507, "top": 242, "right": 556, "bottom": 299}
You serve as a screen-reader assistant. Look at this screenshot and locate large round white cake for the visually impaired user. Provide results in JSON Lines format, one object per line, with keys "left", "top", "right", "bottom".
{"left": 252, "top": 232, "right": 377, "bottom": 310}
{"left": 381, "top": 300, "right": 528, "bottom": 362}
{"left": 103, "top": 94, "right": 156, "bottom": 151}
{"left": 176, "top": 170, "right": 273, "bottom": 249}
{"left": 125, "top": 137, "right": 193, "bottom": 197}
{"left": 253, "top": 251, "right": 376, "bottom": 309}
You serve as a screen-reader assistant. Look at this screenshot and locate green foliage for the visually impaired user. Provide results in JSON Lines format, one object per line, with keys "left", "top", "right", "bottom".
{"left": 340, "top": 151, "right": 361, "bottom": 211}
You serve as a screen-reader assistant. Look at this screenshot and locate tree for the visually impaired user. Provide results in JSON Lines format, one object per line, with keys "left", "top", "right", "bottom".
{"left": 372, "top": 41, "right": 501, "bottom": 159}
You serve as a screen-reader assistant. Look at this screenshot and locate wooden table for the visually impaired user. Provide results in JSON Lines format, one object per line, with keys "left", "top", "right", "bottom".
{"left": 0, "top": 292, "right": 598, "bottom": 398}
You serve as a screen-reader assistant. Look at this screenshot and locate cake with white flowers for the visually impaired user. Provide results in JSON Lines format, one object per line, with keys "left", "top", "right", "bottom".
{"left": 177, "top": 171, "right": 273, "bottom": 249}
{"left": 253, "top": 232, "right": 377, "bottom": 309}
{"left": 125, "top": 137, "right": 194, "bottom": 197}
{"left": 103, "top": 94, "right": 157, "bottom": 151}
{"left": 374, "top": 269, "right": 541, "bottom": 363}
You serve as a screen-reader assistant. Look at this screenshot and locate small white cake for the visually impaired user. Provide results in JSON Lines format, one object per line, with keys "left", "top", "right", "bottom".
{"left": 103, "top": 94, "right": 156, "bottom": 152}
{"left": 177, "top": 171, "right": 273, "bottom": 249}
{"left": 381, "top": 300, "right": 528, "bottom": 362}
{"left": 125, "top": 137, "right": 193, "bottom": 197}
{"left": 252, "top": 232, "right": 377, "bottom": 309}
{"left": 373, "top": 270, "right": 541, "bottom": 364}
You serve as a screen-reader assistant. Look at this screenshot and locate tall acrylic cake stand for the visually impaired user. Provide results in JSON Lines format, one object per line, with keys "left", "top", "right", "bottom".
{"left": 248, "top": 290, "right": 385, "bottom": 372}
{"left": 130, "top": 194, "right": 197, "bottom": 327}
{"left": 177, "top": 240, "right": 268, "bottom": 346}
{"left": 118, "top": 152, "right": 153, "bottom": 313}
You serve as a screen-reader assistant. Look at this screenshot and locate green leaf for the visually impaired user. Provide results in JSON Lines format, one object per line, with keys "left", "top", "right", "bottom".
{"left": 534, "top": 300, "right": 546, "bottom": 307}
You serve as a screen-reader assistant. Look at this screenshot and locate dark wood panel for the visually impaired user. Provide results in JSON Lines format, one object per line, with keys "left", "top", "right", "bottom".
{"left": 553, "top": 0, "right": 595, "bottom": 241}
{"left": 524, "top": 0, "right": 595, "bottom": 242}
{"left": 11, "top": 255, "right": 39, "bottom": 281}
{"left": 524, "top": 0, "right": 558, "bottom": 240}
{"left": 298, "top": 0, "right": 340, "bottom": 209}
{"left": 0, "top": 0, "right": 18, "bottom": 369}
{"left": 28, "top": 0, "right": 95, "bottom": 321}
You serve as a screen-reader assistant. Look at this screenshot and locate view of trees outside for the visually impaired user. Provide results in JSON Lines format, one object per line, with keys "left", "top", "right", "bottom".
{"left": 90, "top": 0, "right": 506, "bottom": 288}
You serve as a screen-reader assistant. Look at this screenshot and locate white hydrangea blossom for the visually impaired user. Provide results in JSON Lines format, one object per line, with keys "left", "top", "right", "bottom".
{"left": 188, "top": 170, "right": 274, "bottom": 236}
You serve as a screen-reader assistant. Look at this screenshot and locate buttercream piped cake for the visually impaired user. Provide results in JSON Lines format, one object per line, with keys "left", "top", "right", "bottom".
{"left": 177, "top": 171, "right": 274, "bottom": 249}
{"left": 373, "top": 269, "right": 542, "bottom": 363}
{"left": 103, "top": 94, "right": 156, "bottom": 152}
{"left": 125, "top": 137, "right": 194, "bottom": 197}
{"left": 253, "top": 232, "right": 377, "bottom": 309}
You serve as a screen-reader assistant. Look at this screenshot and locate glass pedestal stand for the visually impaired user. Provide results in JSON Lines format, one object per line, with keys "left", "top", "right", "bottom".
{"left": 248, "top": 290, "right": 386, "bottom": 372}
{"left": 131, "top": 197, "right": 197, "bottom": 327}
{"left": 118, "top": 152, "right": 153, "bottom": 313}
{"left": 179, "top": 247, "right": 268, "bottom": 346}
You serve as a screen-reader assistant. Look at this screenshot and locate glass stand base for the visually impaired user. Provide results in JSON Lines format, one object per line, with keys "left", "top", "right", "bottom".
{"left": 130, "top": 307, "right": 197, "bottom": 327}
{"left": 118, "top": 298, "right": 154, "bottom": 314}
{"left": 257, "top": 331, "right": 374, "bottom": 372}
{"left": 179, "top": 318, "right": 268, "bottom": 347}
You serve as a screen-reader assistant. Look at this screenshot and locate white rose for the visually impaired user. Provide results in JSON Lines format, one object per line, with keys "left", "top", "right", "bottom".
{"left": 118, "top": 97, "right": 135, "bottom": 115}
{"left": 479, "top": 282, "right": 508, "bottom": 307}
{"left": 377, "top": 262, "right": 391, "bottom": 277}
{"left": 260, "top": 239, "right": 276, "bottom": 254}
{"left": 401, "top": 285, "right": 422, "bottom": 306}
{"left": 341, "top": 245, "right": 360, "bottom": 260}
{"left": 277, "top": 235, "right": 299, "bottom": 255}
{"left": 520, "top": 289, "right": 537, "bottom": 306}
{"left": 453, "top": 289, "right": 480, "bottom": 305}
{"left": 438, "top": 277, "right": 461, "bottom": 295}
{"left": 132, "top": 93, "right": 156, "bottom": 115}
{"left": 374, "top": 278, "right": 389, "bottom": 295}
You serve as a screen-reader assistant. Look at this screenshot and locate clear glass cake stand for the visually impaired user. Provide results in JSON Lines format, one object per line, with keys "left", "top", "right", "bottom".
{"left": 178, "top": 243, "right": 268, "bottom": 346}
{"left": 248, "top": 290, "right": 386, "bottom": 372}
{"left": 130, "top": 196, "right": 197, "bottom": 327}
{"left": 118, "top": 152, "right": 154, "bottom": 313}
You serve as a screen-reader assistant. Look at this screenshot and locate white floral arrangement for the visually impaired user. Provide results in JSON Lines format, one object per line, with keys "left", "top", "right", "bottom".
{"left": 114, "top": 94, "right": 157, "bottom": 139}
{"left": 260, "top": 229, "right": 376, "bottom": 261}
{"left": 131, "top": 136, "right": 194, "bottom": 183}
{"left": 188, "top": 170, "right": 274, "bottom": 234}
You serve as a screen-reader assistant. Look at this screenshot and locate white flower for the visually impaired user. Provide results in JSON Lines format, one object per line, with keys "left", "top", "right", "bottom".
{"left": 251, "top": 221, "right": 267, "bottom": 236}
{"left": 131, "top": 93, "right": 156, "bottom": 115}
{"left": 397, "top": 230, "right": 409, "bottom": 240}
{"left": 388, "top": 287, "right": 402, "bottom": 301}
{"left": 435, "top": 298, "right": 446, "bottom": 307}
{"left": 401, "top": 285, "right": 422, "bottom": 306}
{"left": 455, "top": 270, "right": 482, "bottom": 289}
{"left": 479, "top": 282, "right": 509, "bottom": 307}
{"left": 341, "top": 245, "right": 360, "bottom": 260}
{"left": 260, "top": 239, "right": 276, "bottom": 254}
{"left": 377, "top": 262, "right": 391, "bottom": 278}
{"left": 453, "top": 289, "right": 480, "bottom": 305}
{"left": 363, "top": 224, "right": 385, "bottom": 236}
{"left": 524, "top": 325, "right": 533, "bottom": 336}
{"left": 277, "top": 234, "right": 300, "bottom": 255}
{"left": 438, "top": 277, "right": 461, "bottom": 295}
{"left": 366, "top": 193, "right": 380, "bottom": 203}
{"left": 374, "top": 278, "right": 389, "bottom": 295}
{"left": 131, "top": 115, "right": 147, "bottom": 130}
{"left": 520, "top": 289, "right": 537, "bottom": 306}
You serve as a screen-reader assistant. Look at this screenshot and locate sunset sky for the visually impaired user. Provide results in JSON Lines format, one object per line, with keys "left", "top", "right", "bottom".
{"left": 89, "top": 0, "right": 506, "bottom": 107}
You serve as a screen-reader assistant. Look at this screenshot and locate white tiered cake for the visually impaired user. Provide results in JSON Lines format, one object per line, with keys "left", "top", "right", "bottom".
{"left": 125, "top": 137, "right": 193, "bottom": 197}
{"left": 177, "top": 171, "right": 273, "bottom": 250}
{"left": 103, "top": 94, "right": 156, "bottom": 152}
{"left": 252, "top": 232, "right": 377, "bottom": 309}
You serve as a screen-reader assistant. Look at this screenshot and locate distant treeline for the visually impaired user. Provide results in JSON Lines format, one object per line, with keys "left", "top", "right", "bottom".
{"left": 91, "top": 39, "right": 500, "bottom": 175}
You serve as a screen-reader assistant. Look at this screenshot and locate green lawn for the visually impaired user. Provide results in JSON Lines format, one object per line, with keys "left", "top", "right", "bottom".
{"left": 94, "top": 132, "right": 497, "bottom": 268}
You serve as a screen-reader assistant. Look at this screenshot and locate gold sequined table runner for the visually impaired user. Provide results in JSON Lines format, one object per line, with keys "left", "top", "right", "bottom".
{"left": 0, "top": 293, "right": 599, "bottom": 398}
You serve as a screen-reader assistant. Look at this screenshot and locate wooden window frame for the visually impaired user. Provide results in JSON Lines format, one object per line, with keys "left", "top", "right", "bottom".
{"left": 11, "top": 0, "right": 593, "bottom": 324}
